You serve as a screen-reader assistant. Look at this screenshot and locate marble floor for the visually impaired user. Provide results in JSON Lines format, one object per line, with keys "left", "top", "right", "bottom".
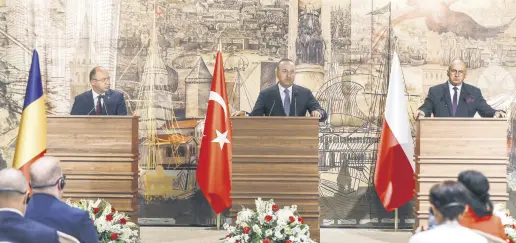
{"left": 140, "top": 227, "right": 412, "bottom": 243}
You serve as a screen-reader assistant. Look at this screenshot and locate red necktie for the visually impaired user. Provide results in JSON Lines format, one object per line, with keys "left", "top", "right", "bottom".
{"left": 96, "top": 96, "right": 102, "bottom": 115}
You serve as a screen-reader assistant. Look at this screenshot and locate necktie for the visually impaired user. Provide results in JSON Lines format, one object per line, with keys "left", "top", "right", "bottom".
{"left": 283, "top": 89, "right": 290, "bottom": 116}
{"left": 452, "top": 87, "right": 458, "bottom": 116}
{"left": 96, "top": 95, "right": 102, "bottom": 115}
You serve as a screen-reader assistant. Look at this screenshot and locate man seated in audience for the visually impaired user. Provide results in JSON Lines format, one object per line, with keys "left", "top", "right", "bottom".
{"left": 0, "top": 168, "right": 59, "bottom": 243}
{"left": 409, "top": 181, "right": 487, "bottom": 243}
{"left": 458, "top": 170, "right": 506, "bottom": 240}
{"left": 25, "top": 156, "right": 99, "bottom": 243}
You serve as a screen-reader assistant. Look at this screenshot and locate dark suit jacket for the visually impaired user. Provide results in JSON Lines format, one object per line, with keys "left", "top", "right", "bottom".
{"left": 70, "top": 89, "right": 128, "bottom": 115}
{"left": 250, "top": 84, "right": 327, "bottom": 122}
{"left": 25, "top": 194, "right": 99, "bottom": 243}
{"left": 418, "top": 82, "right": 496, "bottom": 117}
{"left": 0, "top": 209, "right": 59, "bottom": 243}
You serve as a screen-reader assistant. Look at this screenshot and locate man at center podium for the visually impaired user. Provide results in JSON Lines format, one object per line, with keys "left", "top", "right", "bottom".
{"left": 233, "top": 59, "right": 327, "bottom": 122}
{"left": 415, "top": 59, "right": 505, "bottom": 118}
{"left": 70, "top": 66, "right": 128, "bottom": 116}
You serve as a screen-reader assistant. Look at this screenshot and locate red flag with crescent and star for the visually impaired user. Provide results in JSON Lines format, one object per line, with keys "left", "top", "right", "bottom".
{"left": 196, "top": 51, "right": 232, "bottom": 214}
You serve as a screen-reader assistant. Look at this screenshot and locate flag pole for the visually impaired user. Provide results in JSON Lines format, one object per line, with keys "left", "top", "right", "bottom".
{"left": 218, "top": 38, "right": 222, "bottom": 52}
{"left": 394, "top": 208, "right": 398, "bottom": 232}
{"left": 217, "top": 214, "right": 221, "bottom": 230}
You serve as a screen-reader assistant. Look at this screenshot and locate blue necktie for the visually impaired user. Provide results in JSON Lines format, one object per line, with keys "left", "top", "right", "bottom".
{"left": 283, "top": 89, "right": 290, "bottom": 116}
{"left": 452, "top": 87, "right": 458, "bottom": 116}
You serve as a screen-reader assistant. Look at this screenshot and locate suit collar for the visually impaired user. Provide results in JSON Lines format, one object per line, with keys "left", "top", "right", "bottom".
{"left": 0, "top": 208, "right": 23, "bottom": 216}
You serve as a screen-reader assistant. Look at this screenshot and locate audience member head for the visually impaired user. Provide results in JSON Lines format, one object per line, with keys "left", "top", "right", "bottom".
{"left": 0, "top": 168, "right": 30, "bottom": 213}
{"left": 447, "top": 59, "right": 467, "bottom": 86}
{"left": 89, "top": 66, "right": 111, "bottom": 94}
{"left": 276, "top": 58, "right": 295, "bottom": 88}
{"left": 30, "top": 156, "right": 66, "bottom": 199}
{"left": 429, "top": 180, "right": 470, "bottom": 224}
{"left": 458, "top": 170, "right": 493, "bottom": 217}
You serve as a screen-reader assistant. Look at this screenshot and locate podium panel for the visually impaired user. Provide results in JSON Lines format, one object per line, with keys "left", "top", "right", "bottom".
{"left": 230, "top": 117, "right": 320, "bottom": 242}
{"left": 46, "top": 116, "right": 139, "bottom": 222}
{"left": 415, "top": 118, "right": 508, "bottom": 228}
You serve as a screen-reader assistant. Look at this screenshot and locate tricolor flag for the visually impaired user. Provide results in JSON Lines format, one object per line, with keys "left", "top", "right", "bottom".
{"left": 374, "top": 51, "right": 415, "bottom": 211}
{"left": 13, "top": 50, "right": 46, "bottom": 181}
{"left": 196, "top": 51, "right": 232, "bottom": 214}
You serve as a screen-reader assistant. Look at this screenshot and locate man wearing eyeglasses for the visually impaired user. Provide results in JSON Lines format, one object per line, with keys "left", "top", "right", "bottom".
{"left": 25, "top": 156, "right": 99, "bottom": 243}
{"left": 70, "top": 66, "right": 128, "bottom": 115}
{"left": 415, "top": 59, "right": 506, "bottom": 119}
{"left": 0, "top": 168, "right": 60, "bottom": 243}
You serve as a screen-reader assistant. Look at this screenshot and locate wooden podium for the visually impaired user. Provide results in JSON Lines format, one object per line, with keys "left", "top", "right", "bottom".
{"left": 230, "top": 117, "right": 320, "bottom": 242}
{"left": 46, "top": 116, "right": 139, "bottom": 222}
{"left": 414, "top": 118, "right": 509, "bottom": 228}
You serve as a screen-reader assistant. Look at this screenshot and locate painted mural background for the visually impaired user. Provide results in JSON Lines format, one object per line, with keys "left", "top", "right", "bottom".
{"left": 1, "top": 0, "right": 516, "bottom": 228}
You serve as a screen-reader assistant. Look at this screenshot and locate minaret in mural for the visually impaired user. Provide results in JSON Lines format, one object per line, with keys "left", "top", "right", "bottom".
{"left": 185, "top": 58, "right": 212, "bottom": 119}
{"left": 69, "top": 14, "right": 93, "bottom": 101}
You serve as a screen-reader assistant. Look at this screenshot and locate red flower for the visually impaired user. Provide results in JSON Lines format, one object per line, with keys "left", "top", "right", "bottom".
{"left": 510, "top": 239, "right": 514, "bottom": 243}
{"left": 111, "top": 207, "right": 116, "bottom": 213}
{"left": 286, "top": 240, "right": 292, "bottom": 243}
{"left": 93, "top": 208, "right": 99, "bottom": 213}
{"left": 106, "top": 214, "right": 113, "bottom": 222}
{"left": 243, "top": 226, "right": 250, "bottom": 234}
{"left": 265, "top": 215, "right": 273, "bottom": 222}
{"left": 226, "top": 234, "right": 231, "bottom": 238}
{"left": 110, "top": 233, "right": 118, "bottom": 240}
{"left": 272, "top": 205, "right": 279, "bottom": 212}
{"left": 298, "top": 217, "right": 304, "bottom": 224}
{"left": 289, "top": 216, "right": 296, "bottom": 222}
{"left": 235, "top": 241, "right": 239, "bottom": 243}
{"left": 263, "top": 239, "right": 271, "bottom": 243}
{"left": 120, "top": 218, "right": 127, "bottom": 225}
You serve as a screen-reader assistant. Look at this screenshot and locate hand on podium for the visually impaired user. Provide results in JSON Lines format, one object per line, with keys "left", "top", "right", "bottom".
{"left": 414, "top": 110, "right": 425, "bottom": 120}
{"left": 494, "top": 110, "right": 506, "bottom": 118}
{"left": 311, "top": 110, "right": 322, "bottom": 118}
{"left": 231, "top": 110, "right": 247, "bottom": 117}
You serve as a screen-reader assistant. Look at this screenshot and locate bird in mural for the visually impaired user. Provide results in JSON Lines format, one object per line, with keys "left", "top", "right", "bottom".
{"left": 373, "top": 0, "right": 516, "bottom": 43}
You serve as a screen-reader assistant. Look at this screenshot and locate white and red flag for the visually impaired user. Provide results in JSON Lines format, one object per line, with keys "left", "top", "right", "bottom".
{"left": 374, "top": 51, "right": 415, "bottom": 211}
{"left": 196, "top": 51, "right": 232, "bottom": 214}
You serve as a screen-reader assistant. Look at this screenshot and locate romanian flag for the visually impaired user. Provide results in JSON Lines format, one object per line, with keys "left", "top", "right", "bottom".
{"left": 13, "top": 50, "right": 46, "bottom": 181}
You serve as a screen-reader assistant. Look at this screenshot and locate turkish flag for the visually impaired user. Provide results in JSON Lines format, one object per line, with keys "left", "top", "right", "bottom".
{"left": 196, "top": 51, "right": 232, "bottom": 214}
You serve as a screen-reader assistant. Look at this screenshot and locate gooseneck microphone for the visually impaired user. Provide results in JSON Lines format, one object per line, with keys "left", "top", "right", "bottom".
{"left": 268, "top": 97, "right": 275, "bottom": 116}
{"left": 87, "top": 106, "right": 96, "bottom": 115}
{"left": 294, "top": 91, "right": 298, "bottom": 116}
{"left": 102, "top": 95, "right": 109, "bottom": 115}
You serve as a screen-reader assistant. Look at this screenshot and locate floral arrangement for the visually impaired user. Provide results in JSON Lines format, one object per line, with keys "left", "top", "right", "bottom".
{"left": 222, "top": 198, "right": 316, "bottom": 243}
{"left": 66, "top": 198, "right": 139, "bottom": 243}
{"left": 493, "top": 203, "right": 516, "bottom": 242}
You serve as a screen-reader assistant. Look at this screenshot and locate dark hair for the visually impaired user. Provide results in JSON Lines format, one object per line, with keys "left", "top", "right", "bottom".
{"left": 276, "top": 58, "right": 294, "bottom": 71}
{"left": 429, "top": 180, "right": 470, "bottom": 221}
{"left": 89, "top": 66, "right": 100, "bottom": 81}
{"left": 458, "top": 170, "right": 493, "bottom": 217}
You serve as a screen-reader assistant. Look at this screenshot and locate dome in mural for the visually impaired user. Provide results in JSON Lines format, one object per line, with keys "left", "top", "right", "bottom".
{"left": 316, "top": 81, "right": 368, "bottom": 127}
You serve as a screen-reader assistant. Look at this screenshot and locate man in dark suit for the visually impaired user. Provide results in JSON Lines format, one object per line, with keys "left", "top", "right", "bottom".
{"left": 416, "top": 59, "right": 505, "bottom": 118}
{"left": 25, "top": 156, "right": 99, "bottom": 243}
{"left": 234, "top": 59, "right": 327, "bottom": 122}
{"left": 71, "top": 66, "right": 128, "bottom": 115}
{"left": 0, "top": 168, "right": 59, "bottom": 243}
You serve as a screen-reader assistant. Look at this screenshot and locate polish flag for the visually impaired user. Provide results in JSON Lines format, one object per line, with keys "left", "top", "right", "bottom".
{"left": 374, "top": 51, "right": 415, "bottom": 212}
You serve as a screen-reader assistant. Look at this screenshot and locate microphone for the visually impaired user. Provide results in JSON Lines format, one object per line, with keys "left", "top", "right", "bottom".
{"left": 102, "top": 95, "right": 109, "bottom": 115}
{"left": 268, "top": 97, "right": 275, "bottom": 116}
{"left": 294, "top": 91, "right": 298, "bottom": 116}
{"left": 87, "top": 106, "right": 96, "bottom": 115}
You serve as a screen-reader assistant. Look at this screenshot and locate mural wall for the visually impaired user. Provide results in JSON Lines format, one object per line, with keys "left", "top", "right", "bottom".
{"left": 2, "top": 0, "right": 516, "bottom": 228}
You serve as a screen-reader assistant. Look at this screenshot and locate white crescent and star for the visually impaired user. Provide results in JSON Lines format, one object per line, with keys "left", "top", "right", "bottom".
{"left": 207, "top": 91, "right": 230, "bottom": 150}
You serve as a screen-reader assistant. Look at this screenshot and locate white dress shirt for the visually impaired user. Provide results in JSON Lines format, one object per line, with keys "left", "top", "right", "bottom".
{"left": 278, "top": 83, "right": 292, "bottom": 107}
{"left": 448, "top": 81, "right": 462, "bottom": 105}
{"left": 409, "top": 220, "right": 487, "bottom": 243}
{"left": 91, "top": 90, "right": 105, "bottom": 113}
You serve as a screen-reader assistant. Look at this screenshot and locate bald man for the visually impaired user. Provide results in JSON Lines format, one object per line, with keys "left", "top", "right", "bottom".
{"left": 0, "top": 168, "right": 59, "bottom": 243}
{"left": 25, "top": 156, "right": 99, "bottom": 243}
{"left": 416, "top": 59, "right": 505, "bottom": 118}
{"left": 70, "top": 66, "right": 128, "bottom": 115}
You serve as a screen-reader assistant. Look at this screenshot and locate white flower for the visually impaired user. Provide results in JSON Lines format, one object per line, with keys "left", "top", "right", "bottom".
{"left": 252, "top": 224, "right": 262, "bottom": 235}
{"left": 265, "top": 229, "right": 273, "bottom": 237}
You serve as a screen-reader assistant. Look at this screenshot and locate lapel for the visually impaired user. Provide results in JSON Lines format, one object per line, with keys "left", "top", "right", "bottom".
{"left": 289, "top": 85, "right": 298, "bottom": 116}
{"left": 456, "top": 85, "right": 469, "bottom": 117}
{"left": 442, "top": 82, "right": 453, "bottom": 116}
{"left": 273, "top": 84, "right": 286, "bottom": 116}
{"left": 86, "top": 89, "right": 95, "bottom": 115}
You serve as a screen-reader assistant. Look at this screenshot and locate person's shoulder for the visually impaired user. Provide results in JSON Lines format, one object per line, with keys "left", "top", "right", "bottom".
{"left": 261, "top": 85, "right": 277, "bottom": 93}
{"left": 75, "top": 90, "right": 92, "bottom": 99}
{"left": 429, "top": 82, "right": 447, "bottom": 91}
{"left": 463, "top": 83, "right": 481, "bottom": 93}
{"left": 293, "top": 84, "right": 310, "bottom": 92}
{"left": 24, "top": 218, "right": 58, "bottom": 240}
